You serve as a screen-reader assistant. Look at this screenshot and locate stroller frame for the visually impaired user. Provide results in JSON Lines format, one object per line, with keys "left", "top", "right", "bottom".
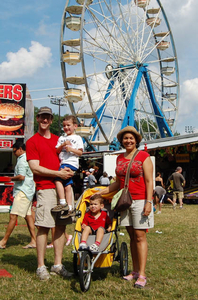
{"left": 71, "top": 187, "right": 128, "bottom": 291}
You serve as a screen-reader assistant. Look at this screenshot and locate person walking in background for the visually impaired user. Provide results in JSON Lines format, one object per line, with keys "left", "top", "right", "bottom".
{"left": 26, "top": 106, "right": 74, "bottom": 281}
{"left": 168, "top": 166, "right": 186, "bottom": 209}
{"left": 99, "top": 171, "right": 110, "bottom": 186}
{"left": 93, "top": 126, "right": 154, "bottom": 289}
{"left": 155, "top": 172, "right": 165, "bottom": 188}
{"left": 83, "top": 171, "right": 90, "bottom": 191}
{"left": 51, "top": 115, "right": 83, "bottom": 217}
{"left": 153, "top": 186, "right": 175, "bottom": 214}
{"left": 88, "top": 168, "right": 97, "bottom": 188}
{"left": 0, "top": 141, "right": 36, "bottom": 249}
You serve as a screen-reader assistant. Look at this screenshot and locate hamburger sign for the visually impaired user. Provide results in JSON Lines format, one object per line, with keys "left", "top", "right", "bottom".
{"left": 0, "top": 84, "right": 26, "bottom": 136}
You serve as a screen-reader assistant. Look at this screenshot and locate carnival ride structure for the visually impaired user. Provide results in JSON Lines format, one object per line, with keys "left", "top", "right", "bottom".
{"left": 60, "top": 0, "right": 179, "bottom": 151}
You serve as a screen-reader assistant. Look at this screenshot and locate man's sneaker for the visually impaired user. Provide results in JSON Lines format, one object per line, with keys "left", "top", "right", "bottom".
{"left": 51, "top": 204, "right": 68, "bottom": 213}
{"left": 50, "top": 264, "right": 73, "bottom": 278}
{"left": 78, "top": 242, "right": 88, "bottom": 251}
{"left": 36, "top": 265, "right": 50, "bottom": 281}
{"left": 156, "top": 211, "right": 161, "bottom": 214}
{"left": 89, "top": 243, "right": 99, "bottom": 252}
{"left": 60, "top": 209, "right": 76, "bottom": 219}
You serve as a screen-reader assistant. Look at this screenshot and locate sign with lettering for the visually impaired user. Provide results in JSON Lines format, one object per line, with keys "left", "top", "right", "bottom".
{"left": 0, "top": 83, "right": 26, "bottom": 136}
{"left": 0, "top": 139, "right": 14, "bottom": 149}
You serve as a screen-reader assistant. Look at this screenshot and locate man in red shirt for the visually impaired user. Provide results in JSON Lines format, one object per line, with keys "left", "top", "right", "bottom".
{"left": 26, "top": 106, "right": 74, "bottom": 281}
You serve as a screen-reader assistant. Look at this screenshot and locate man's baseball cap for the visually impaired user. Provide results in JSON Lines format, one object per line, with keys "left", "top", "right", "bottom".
{"left": 37, "top": 106, "right": 53, "bottom": 116}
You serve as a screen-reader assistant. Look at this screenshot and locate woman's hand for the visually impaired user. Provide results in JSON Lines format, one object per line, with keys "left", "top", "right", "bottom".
{"left": 143, "top": 201, "right": 152, "bottom": 216}
{"left": 90, "top": 190, "right": 103, "bottom": 199}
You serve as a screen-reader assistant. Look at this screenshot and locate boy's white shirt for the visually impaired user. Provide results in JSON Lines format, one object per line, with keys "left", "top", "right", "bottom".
{"left": 56, "top": 134, "right": 84, "bottom": 168}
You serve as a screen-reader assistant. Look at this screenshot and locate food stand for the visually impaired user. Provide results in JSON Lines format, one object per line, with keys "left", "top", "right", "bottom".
{"left": 0, "top": 83, "right": 34, "bottom": 212}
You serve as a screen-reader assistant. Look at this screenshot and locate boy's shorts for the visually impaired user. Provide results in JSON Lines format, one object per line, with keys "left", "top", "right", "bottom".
{"left": 55, "top": 164, "right": 77, "bottom": 187}
{"left": 11, "top": 191, "right": 32, "bottom": 218}
{"left": 120, "top": 199, "right": 154, "bottom": 229}
{"left": 90, "top": 226, "right": 105, "bottom": 234}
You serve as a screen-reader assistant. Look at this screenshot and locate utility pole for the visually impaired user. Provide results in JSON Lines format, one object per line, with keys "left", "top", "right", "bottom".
{"left": 48, "top": 95, "right": 67, "bottom": 135}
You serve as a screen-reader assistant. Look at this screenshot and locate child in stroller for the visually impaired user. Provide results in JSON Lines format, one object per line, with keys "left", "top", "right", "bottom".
{"left": 78, "top": 194, "right": 112, "bottom": 252}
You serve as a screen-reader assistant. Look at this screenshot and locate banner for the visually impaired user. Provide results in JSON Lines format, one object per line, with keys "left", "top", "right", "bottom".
{"left": 0, "top": 83, "right": 26, "bottom": 136}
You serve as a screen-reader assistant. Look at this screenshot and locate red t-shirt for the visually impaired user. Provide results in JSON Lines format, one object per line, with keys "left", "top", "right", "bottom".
{"left": 82, "top": 210, "right": 112, "bottom": 231}
{"left": 26, "top": 132, "right": 60, "bottom": 190}
{"left": 116, "top": 150, "right": 150, "bottom": 200}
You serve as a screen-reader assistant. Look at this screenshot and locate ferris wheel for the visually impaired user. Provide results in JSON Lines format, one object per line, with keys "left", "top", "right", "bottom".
{"left": 60, "top": 0, "right": 179, "bottom": 151}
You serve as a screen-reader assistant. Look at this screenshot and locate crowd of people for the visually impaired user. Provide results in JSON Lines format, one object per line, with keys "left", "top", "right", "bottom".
{"left": 0, "top": 106, "right": 187, "bottom": 289}
{"left": 154, "top": 168, "right": 185, "bottom": 214}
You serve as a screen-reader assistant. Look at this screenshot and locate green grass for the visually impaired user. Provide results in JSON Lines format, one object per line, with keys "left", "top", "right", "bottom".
{"left": 0, "top": 204, "right": 198, "bottom": 300}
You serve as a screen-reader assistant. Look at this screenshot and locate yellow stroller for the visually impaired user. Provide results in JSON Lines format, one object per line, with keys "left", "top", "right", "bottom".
{"left": 72, "top": 187, "right": 128, "bottom": 292}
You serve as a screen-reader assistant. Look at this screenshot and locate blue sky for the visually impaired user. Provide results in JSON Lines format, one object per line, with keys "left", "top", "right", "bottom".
{"left": 0, "top": 0, "right": 198, "bottom": 135}
{"left": 0, "top": 0, "right": 66, "bottom": 112}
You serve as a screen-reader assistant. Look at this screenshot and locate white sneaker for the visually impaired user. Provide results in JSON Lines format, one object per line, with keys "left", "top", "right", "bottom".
{"left": 156, "top": 211, "right": 161, "bottom": 214}
{"left": 36, "top": 265, "right": 50, "bottom": 281}
{"left": 89, "top": 243, "right": 99, "bottom": 252}
{"left": 78, "top": 242, "right": 87, "bottom": 251}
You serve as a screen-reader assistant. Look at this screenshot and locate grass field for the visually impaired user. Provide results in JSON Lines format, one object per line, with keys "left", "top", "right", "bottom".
{"left": 0, "top": 204, "right": 197, "bottom": 300}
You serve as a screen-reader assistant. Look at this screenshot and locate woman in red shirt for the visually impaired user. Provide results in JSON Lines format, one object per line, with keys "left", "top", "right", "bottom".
{"left": 93, "top": 126, "right": 153, "bottom": 288}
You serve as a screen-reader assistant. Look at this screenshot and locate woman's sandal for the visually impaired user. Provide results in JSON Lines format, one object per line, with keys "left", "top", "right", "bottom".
{"left": 65, "top": 235, "right": 73, "bottom": 246}
{"left": 134, "top": 275, "right": 147, "bottom": 288}
{"left": 123, "top": 271, "right": 139, "bottom": 281}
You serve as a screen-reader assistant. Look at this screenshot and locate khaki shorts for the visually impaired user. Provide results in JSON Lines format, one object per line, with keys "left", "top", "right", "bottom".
{"left": 35, "top": 189, "right": 73, "bottom": 228}
{"left": 11, "top": 191, "right": 32, "bottom": 218}
{"left": 120, "top": 200, "right": 154, "bottom": 229}
{"left": 173, "top": 191, "right": 183, "bottom": 200}
{"left": 35, "top": 189, "right": 57, "bottom": 228}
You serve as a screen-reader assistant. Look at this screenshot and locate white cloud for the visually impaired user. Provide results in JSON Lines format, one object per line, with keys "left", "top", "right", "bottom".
{"left": 176, "top": 77, "right": 198, "bottom": 132}
{"left": 163, "top": 0, "right": 198, "bottom": 54}
{"left": 159, "top": 0, "right": 198, "bottom": 133}
{"left": 0, "top": 41, "right": 52, "bottom": 81}
{"left": 179, "top": 78, "right": 198, "bottom": 116}
{"left": 36, "top": 20, "right": 49, "bottom": 36}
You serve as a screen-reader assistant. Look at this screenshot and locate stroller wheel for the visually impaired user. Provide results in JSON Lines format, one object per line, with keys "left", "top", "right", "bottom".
{"left": 120, "top": 242, "right": 128, "bottom": 276}
{"left": 79, "top": 250, "right": 92, "bottom": 292}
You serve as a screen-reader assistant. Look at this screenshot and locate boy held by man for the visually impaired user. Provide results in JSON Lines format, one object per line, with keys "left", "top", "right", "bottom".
{"left": 79, "top": 194, "right": 112, "bottom": 252}
{"left": 52, "top": 115, "right": 83, "bottom": 218}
